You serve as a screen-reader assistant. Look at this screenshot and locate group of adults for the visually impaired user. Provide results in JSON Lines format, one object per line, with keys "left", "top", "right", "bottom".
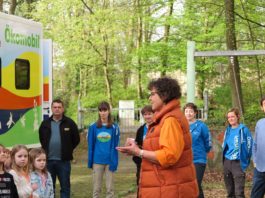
{"left": 40, "top": 76, "right": 265, "bottom": 198}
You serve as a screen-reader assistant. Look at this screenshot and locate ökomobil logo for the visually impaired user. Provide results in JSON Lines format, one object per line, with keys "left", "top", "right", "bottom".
{"left": 4, "top": 25, "right": 40, "bottom": 48}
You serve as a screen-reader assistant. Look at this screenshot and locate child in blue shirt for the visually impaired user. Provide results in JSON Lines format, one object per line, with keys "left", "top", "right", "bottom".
{"left": 222, "top": 108, "right": 253, "bottom": 198}
{"left": 29, "top": 148, "right": 54, "bottom": 198}
{"left": 87, "top": 101, "right": 120, "bottom": 198}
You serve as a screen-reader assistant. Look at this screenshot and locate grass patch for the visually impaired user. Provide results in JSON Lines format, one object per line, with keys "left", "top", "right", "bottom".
{"left": 55, "top": 132, "right": 138, "bottom": 198}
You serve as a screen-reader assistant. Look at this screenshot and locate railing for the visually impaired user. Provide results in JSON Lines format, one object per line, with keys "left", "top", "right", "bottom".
{"left": 78, "top": 107, "right": 206, "bottom": 131}
{"left": 79, "top": 107, "right": 225, "bottom": 170}
{"left": 78, "top": 108, "right": 143, "bottom": 133}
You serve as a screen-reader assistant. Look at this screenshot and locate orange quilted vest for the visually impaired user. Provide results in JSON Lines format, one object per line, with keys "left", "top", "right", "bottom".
{"left": 139, "top": 99, "right": 198, "bottom": 198}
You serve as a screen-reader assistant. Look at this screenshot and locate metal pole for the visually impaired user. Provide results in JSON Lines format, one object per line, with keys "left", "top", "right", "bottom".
{"left": 203, "top": 90, "right": 208, "bottom": 120}
{"left": 77, "top": 98, "right": 83, "bottom": 130}
{"left": 187, "top": 41, "right": 196, "bottom": 103}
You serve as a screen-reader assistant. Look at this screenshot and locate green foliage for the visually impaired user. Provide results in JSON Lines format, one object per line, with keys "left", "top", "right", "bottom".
{"left": 206, "top": 84, "right": 232, "bottom": 127}
{"left": 14, "top": 0, "right": 263, "bottom": 128}
{"left": 243, "top": 103, "right": 264, "bottom": 129}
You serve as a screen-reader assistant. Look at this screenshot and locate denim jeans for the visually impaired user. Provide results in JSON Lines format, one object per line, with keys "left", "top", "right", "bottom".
{"left": 223, "top": 159, "right": 245, "bottom": 198}
{"left": 47, "top": 160, "right": 71, "bottom": 198}
{"left": 195, "top": 163, "right": 206, "bottom": 198}
{"left": 251, "top": 168, "right": 265, "bottom": 198}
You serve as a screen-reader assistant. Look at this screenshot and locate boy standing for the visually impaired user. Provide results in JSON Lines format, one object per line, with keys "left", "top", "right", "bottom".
{"left": 251, "top": 96, "right": 265, "bottom": 198}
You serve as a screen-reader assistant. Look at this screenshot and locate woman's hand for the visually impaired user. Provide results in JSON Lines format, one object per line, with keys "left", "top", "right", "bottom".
{"left": 116, "top": 138, "right": 141, "bottom": 156}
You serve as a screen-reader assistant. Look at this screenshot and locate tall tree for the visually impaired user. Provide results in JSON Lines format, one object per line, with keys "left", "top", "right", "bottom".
{"left": 136, "top": 0, "right": 144, "bottom": 99}
{"left": 161, "top": 0, "right": 174, "bottom": 76}
{"left": 9, "top": 0, "right": 17, "bottom": 14}
{"left": 239, "top": 0, "right": 263, "bottom": 98}
{"left": 0, "top": 0, "right": 3, "bottom": 12}
{"left": 224, "top": 0, "right": 244, "bottom": 114}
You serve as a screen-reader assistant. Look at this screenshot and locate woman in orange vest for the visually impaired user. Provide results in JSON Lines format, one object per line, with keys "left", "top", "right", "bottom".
{"left": 117, "top": 77, "right": 198, "bottom": 198}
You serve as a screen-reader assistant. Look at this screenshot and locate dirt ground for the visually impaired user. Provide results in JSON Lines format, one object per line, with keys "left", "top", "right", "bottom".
{"left": 124, "top": 171, "right": 252, "bottom": 198}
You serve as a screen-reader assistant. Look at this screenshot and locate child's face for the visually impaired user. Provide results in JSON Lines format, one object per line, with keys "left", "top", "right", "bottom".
{"left": 4, "top": 150, "right": 10, "bottom": 159}
{"left": 261, "top": 100, "right": 265, "bottom": 112}
{"left": 0, "top": 147, "right": 7, "bottom": 163}
{"left": 34, "top": 153, "right": 46, "bottom": 171}
{"left": 14, "top": 149, "right": 28, "bottom": 168}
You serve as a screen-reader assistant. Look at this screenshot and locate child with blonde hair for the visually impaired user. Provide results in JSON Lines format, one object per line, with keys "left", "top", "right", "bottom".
{"left": 9, "top": 144, "right": 33, "bottom": 198}
{"left": 0, "top": 144, "right": 19, "bottom": 198}
{"left": 29, "top": 148, "right": 54, "bottom": 198}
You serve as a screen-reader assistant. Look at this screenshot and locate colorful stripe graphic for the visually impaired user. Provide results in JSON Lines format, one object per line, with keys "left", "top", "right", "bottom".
{"left": 0, "top": 87, "right": 41, "bottom": 109}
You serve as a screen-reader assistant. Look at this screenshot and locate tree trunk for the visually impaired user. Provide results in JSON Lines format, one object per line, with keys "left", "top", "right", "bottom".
{"left": 239, "top": 0, "right": 263, "bottom": 98}
{"left": 161, "top": 0, "right": 174, "bottom": 76}
{"left": 0, "top": 0, "right": 3, "bottom": 12}
{"left": 136, "top": 0, "right": 143, "bottom": 99}
{"left": 224, "top": 0, "right": 244, "bottom": 114}
{"left": 103, "top": 34, "right": 113, "bottom": 106}
{"left": 123, "top": 15, "right": 135, "bottom": 89}
{"left": 9, "top": 0, "right": 17, "bottom": 14}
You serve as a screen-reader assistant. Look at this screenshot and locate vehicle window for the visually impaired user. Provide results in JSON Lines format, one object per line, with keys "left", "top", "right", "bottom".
{"left": 15, "top": 59, "right": 30, "bottom": 89}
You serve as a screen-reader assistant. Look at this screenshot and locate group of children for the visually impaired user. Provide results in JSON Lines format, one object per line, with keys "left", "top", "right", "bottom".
{"left": 0, "top": 144, "right": 54, "bottom": 198}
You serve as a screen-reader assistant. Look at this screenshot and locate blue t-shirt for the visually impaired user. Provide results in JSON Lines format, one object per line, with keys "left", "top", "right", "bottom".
{"left": 88, "top": 122, "right": 120, "bottom": 171}
{"left": 93, "top": 125, "right": 113, "bottom": 165}
{"left": 143, "top": 125, "right": 148, "bottom": 140}
{"left": 224, "top": 127, "right": 240, "bottom": 160}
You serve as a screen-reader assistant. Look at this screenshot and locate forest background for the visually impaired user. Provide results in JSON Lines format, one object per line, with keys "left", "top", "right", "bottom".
{"left": 2, "top": 1, "right": 264, "bottom": 196}
{"left": 1, "top": 0, "right": 265, "bottom": 129}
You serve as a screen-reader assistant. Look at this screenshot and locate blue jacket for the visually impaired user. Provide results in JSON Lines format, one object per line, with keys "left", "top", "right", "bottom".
{"left": 190, "top": 120, "right": 212, "bottom": 164}
{"left": 87, "top": 122, "right": 120, "bottom": 172}
{"left": 30, "top": 171, "right": 54, "bottom": 198}
{"left": 222, "top": 123, "right": 253, "bottom": 171}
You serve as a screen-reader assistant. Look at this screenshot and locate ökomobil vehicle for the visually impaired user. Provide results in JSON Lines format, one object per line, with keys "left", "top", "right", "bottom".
{"left": 0, "top": 12, "right": 52, "bottom": 147}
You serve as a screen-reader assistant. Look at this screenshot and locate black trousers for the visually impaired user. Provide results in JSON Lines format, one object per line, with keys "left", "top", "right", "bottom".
{"left": 195, "top": 163, "right": 206, "bottom": 198}
{"left": 223, "top": 159, "right": 245, "bottom": 198}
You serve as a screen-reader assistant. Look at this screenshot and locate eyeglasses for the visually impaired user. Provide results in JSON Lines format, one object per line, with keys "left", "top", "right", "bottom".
{"left": 149, "top": 91, "right": 158, "bottom": 97}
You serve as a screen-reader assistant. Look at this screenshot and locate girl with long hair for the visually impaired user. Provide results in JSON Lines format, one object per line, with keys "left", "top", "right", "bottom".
{"left": 87, "top": 101, "right": 120, "bottom": 198}
{"left": 29, "top": 148, "right": 54, "bottom": 198}
{"left": 9, "top": 144, "right": 33, "bottom": 198}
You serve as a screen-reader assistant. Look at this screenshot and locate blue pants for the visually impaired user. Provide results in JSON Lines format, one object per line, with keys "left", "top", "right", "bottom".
{"left": 47, "top": 160, "right": 71, "bottom": 198}
{"left": 195, "top": 163, "right": 206, "bottom": 198}
{"left": 251, "top": 168, "right": 265, "bottom": 198}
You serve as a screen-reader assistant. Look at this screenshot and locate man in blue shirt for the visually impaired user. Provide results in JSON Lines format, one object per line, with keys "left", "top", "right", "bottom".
{"left": 251, "top": 96, "right": 265, "bottom": 198}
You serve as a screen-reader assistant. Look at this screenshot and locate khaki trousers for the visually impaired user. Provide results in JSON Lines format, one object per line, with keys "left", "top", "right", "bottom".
{"left": 93, "top": 164, "right": 114, "bottom": 198}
